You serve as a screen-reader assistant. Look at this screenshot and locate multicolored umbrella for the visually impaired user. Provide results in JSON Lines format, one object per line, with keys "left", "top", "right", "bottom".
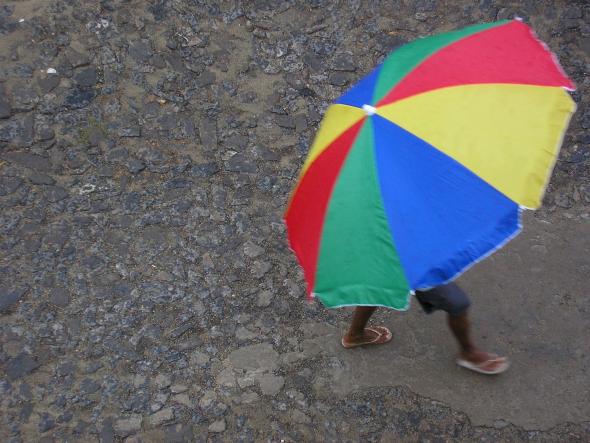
{"left": 284, "top": 19, "right": 576, "bottom": 310}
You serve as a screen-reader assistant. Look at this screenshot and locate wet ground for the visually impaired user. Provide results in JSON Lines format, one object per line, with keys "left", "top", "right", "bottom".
{"left": 0, "top": 0, "right": 589, "bottom": 442}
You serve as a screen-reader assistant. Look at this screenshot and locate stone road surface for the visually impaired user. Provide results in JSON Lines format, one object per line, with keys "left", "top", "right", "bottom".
{"left": 1, "top": 0, "right": 589, "bottom": 442}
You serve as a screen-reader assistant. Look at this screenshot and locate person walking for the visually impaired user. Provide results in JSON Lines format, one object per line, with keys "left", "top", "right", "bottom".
{"left": 341, "top": 283, "right": 510, "bottom": 375}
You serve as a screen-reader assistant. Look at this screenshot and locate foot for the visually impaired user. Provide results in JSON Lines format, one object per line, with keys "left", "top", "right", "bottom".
{"left": 342, "top": 326, "right": 392, "bottom": 349}
{"left": 457, "top": 349, "right": 509, "bottom": 375}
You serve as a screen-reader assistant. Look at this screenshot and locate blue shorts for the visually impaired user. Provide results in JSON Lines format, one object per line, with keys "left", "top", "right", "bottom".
{"left": 414, "top": 283, "right": 470, "bottom": 316}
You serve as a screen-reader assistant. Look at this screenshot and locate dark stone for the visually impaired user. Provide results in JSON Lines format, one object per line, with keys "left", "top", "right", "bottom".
{"left": 81, "top": 378, "right": 101, "bottom": 394}
{"left": 332, "top": 53, "right": 356, "bottom": 72}
{"left": 164, "top": 53, "right": 188, "bottom": 73}
{"left": 107, "top": 147, "right": 129, "bottom": 162}
{"left": 125, "top": 391, "right": 150, "bottom": 413}
{"left": 190, "top": 162, "right": 219, "bottom": 177}
{"left": 226, "top": 153, "right": 257, "bottom": 173}
{"left": 0, "top": 176, "right": 23, "bottom": 195}
{"left": 0, "top": 286, "right": 28, "bottom": 313}
{"left": 63, "top": 87, "right": 96, "bottom": 109}
{"left": 20, "top": 402, "right": 33, "bottom": 421}
{"left": 169, "top": 321, "right": 195, "bottom": 339}
{"left": 149, "top": 0, "right": 169, "bottom": 21}
{"left": 0, "top": 119, "right": 21, "bottom": 143}
{"left": 6, "top": 353, "right": 39, "bottom": 380}
{"left": 49, "top": 287, "right": 70, "bottom": 307}
{"left": 66, "top": 49, "right": 91, "bottom": 68}
{"left": 225, "top": 134, "right": 249, "bottom": 149}
{"left": 85, "top": 361, "right": 103, "bottom": 374}
{"left": 52, "top": 393, "right": 66, "bottom": 407}
{"left": 28, "top": 173, "right": 55, "bottom": 185}
{"left": 254, "top": 146, "right": 279, "bottom": 161}
{"left": 88, "top": 126, "right": 105, "bottom": 145}
{"left": 115, "top": 7, "right": 132, "bottom": 25}
{"left": 166, "top": 38, "right": 178, "bottom": 50}
{"left": 19, "top": 383, "right": 32, "bottom": 400}
{"left": 165, "top": 178, "right": 192, "bottom": 189}
{"left": 39, "top": 413, "right": 56, "bottom": 433}
{"left": 57, "top": 361, "right": 76, "bottom": 377}
{"left": 415, "top": 0, "right": 437, "bottom": 12}
{"left": 294, "top": 114, "right": 307, "bottom": 131}
{"left": 100, "top": 418, "right": 115, "bottom": 443}
{"left": 195, "top": 70, "right": 216, "bottom": 87}
{"left": 329, "top": 72, "right": 350, "bottom": 86}
{"left": 126, "top": 159, "right": 145, "bottom": 174}
{"left": 74, "top": 66, "right": 98, "bottom": 87}
{"left": 144, "top": 102, "right": 160, "bottom": 119}
{"left": 37, "top": 126, "right": 55, "bottom": 141}
{"left": 0, "top": 115, "right": 34, "bottom": 146}
{"left": 562, "top": 5, "right": 582, "bottom": 19}
{"left": 82, "top": 254, "right": 104, "bottom": 270}
{"left": 275, "top": 115, "right": 296, "bottom": 129}
{"left": 149, "top": 54, "right": 166, "bottom": 70}
{"left": 12, "top": 87, "right": 38, "bottom": 111}
{"left": 119, "top": 121, "right": 141, "bottom": 137}
{"left": 23, "top": 236, "right": 41, "bottom": 253}
{"left": 2, "top": 152, "right": 51, "bottom": 172}
{"left": 303, "top": 52, "right": 323, "bottom": 71}
{"left": 38, "top": 74, "right": 60, "bottom": 93}
{"left": 158, "top": 113, "right": 177, "bottom": 130}
{"left": 14, "top": 64, "right": 34, "bottom": 78}
{"left": 199, "top": 119, "right": 217, "bottom": 148}
{"left": 124, "top": 192, "right": 141, "bottom": 211}
{"left": 0, "top": 95, "right": 11, "bottom": 118}
{"left": 45, "top": 186, "right": 69, "bottom": 203}
{"left": 164, "top": 423, "right": 194, "bottom": 442}
{"left": 44, "top": 226, "right": 70, "bottom": 249}
{"left": 103, "top": 338, "right": 140, "bottom": 361}
{"left": 298, "top": 86, "right": 316, "bottom": 97}
{"left": 57, "top": 411, "right": 74, "bottom": 423}
{"left": 97, "top": 165, "right": 114, "bottom": 177}
{"left": 129, "top": 40, "right": 153, "bottom": 63}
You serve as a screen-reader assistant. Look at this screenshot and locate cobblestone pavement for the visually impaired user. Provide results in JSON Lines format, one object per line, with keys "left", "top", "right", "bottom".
{"left": 1, "top": 1, "right": 589, "bottom": 442}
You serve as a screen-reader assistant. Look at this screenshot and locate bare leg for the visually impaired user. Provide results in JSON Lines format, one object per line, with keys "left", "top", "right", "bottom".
{"left": 342, "top": 307, "right": 379, "bottom": 345}
{"left": 448, "top": 311, "right": 507, "bottom": 371}
{"left": 447, "top": 311, "right": 476, "bottom": 353}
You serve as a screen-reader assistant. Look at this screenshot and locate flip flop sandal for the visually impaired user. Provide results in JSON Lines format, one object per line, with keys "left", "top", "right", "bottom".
{"left": 457, "top": 356, "right": 510, "bottom": 375}
{"left": 341, "top": 326, "right": 393, "bottom": 349}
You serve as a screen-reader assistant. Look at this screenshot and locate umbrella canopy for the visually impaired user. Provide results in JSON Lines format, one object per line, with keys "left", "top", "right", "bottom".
{"left": 284, "top": 19, "right": 576, "bottom": 310}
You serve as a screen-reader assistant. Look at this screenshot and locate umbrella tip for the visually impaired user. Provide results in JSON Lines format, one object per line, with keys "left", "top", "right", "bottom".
{"left": 362, "top": 104, "right": 377, "bottom": 116}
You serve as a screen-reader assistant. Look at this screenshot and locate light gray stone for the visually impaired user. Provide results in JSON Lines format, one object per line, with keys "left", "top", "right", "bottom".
{"left": 114, "top": 415, "right": 142, "bottom": 436}
{"left": 290, "top": 409, "right": 311, "bottom": 424}
{"left": 256, "top": 291, "right": 272, "bottom": 308}
{"left": 227, "top": 343, "right": 279, "bottom": 372}
{"left": 235, "top": 326, "right": 257, "bottom": 341}
{"left": 154, "top": 374, "right": 171, "bottom": 389}
{"left": 148, "top": 407, "right": 174, "bottom": 426}
{"left": 208, "top": 419, "right": 226, "bottom": 433}
{"left": 198, "top": 390, "right": 217, "bottom": 409}
{"left": 170, "top": 384, "right": 188, "bottom": 394}
{"left": 172, "top": 393, "right": 192, "bottom": 408}
{"left": 190, "top": 351, "right": 210, "bottom": 367}
{"left": 239, "top": 391, "right": 260, "bottom": 404}
{"left": 252, "top": 261, "right": 272, "bottom": 279}
{"left": 243, "top": 241, "right": 264, "bottom": 258}
{"left": 215, "top": 367, "right": 236, "bottom": 388}
{"left": 237, "top": 372, "right": 257, "bottom": 389}
{"left": 281, "top": 352, "right": 306, "bottom": 366}
{"left": 258, "top": 374, "right": 284, "bottom": 396}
